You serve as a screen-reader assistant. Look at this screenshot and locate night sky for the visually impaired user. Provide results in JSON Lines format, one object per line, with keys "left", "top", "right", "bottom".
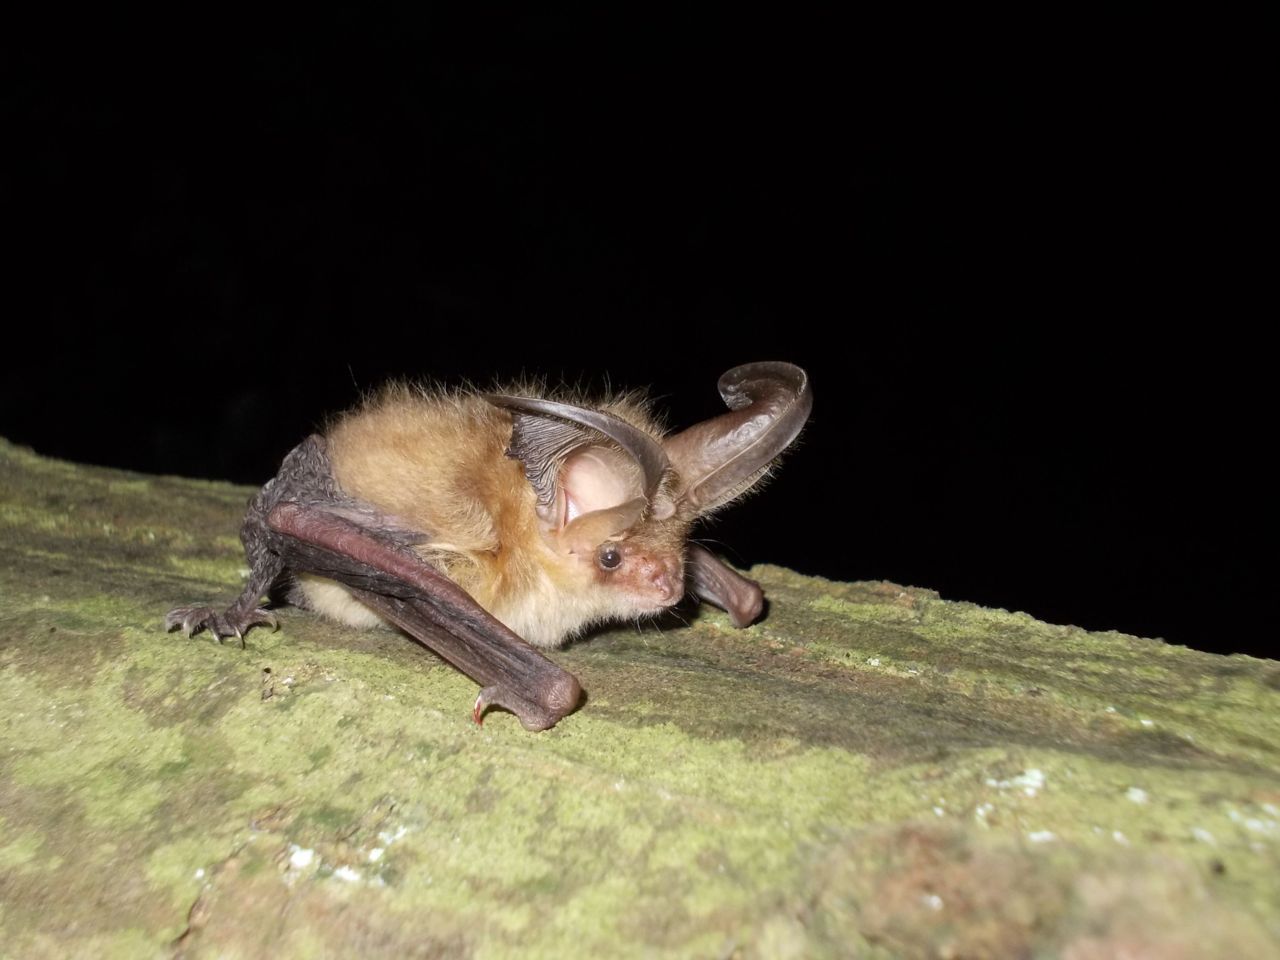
{"left": 2, "top": 15, "right": 1264, "bottom": 657}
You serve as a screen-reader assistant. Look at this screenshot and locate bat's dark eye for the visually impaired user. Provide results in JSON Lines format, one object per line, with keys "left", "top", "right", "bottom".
{"left": 596, "top": 545, "right": 623, "bottom": 571}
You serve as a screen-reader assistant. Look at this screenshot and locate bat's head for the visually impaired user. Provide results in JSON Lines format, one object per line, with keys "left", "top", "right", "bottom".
{"left": 491, "top": 440, "right": 691, "bottom": 619}
{"left": 487, "top": 361, "right": 811, "bottom": 619}
{"left": 530, "top": 443, "right": 690, "bottom": 616}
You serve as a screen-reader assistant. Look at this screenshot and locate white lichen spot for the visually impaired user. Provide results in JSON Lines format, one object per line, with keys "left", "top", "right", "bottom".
{"left": 974, "top": 802, "right": 994, "bottom": 824}
{"left": 368, "top": 847, "right": 385, "bottom": 862}
{"left": 238, "top": 567, "right": 251, "bottom": 580}
{"left": 194, "top": 868, "right": 205, "bottom": 880}
{"left": 289, "top": 845, "right": 315, "bottom": 869}
{"left": 1192, "top": 827, "right": 1217, "bottom": 846}
{"left": 1140, "top": 718, "right": 1155, "bottom": 728}
{"left": 614, "top": 778, "right": 626, "bottom": 791}
{"left": 1223, "top": 808, "right": 1273, "bottom": 834}
{"left": 378, "top": 825, "right": 410, "bottom": 846}
{"left": 333, "top": 865, "right": 361, "bottom": 883}
{"left": 1027, "top": 830, "right": 1056, "bottom": 843}
{"left": 1126, "top": 787, "right": 1149, "bottom": 804}
{"left": 987, "top": 768, "right": 1045, "bottom": 797}
{"left": 1112, "top": 831, "right": 1129, "bottom": 846}
{"left": 922, "top": 894, "right": 944, "bottom": 911}
{"left": 933, "top": 806, "right": 945, "bottom": 817}
{"left": 867, "top": 657, "right": 881, "bottom": 666}
{"left": 1105, "top": 706, "right": 1116, "bottom": 713}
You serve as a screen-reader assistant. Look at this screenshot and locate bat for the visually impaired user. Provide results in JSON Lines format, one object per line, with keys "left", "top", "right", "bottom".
{"left": 166, "top": 362, "right": 812, "bottom": 730}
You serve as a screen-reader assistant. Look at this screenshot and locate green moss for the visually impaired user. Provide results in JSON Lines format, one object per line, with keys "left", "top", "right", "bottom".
{"left": 1, "top": 438, "right": 1279, "bottom": 957}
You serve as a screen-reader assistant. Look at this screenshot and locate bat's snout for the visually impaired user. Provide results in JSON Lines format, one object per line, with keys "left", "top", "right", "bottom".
{"left": 639, "top": 555, "right": 684, "bottom": 607}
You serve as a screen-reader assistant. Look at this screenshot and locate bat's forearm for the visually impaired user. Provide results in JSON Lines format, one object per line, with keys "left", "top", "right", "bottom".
{"left": 266, "top": 502, "right": 581, "bottom": 730}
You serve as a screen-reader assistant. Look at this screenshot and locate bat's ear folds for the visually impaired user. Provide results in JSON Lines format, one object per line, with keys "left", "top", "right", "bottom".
{"left": 485, "top": 393, "right": 671, "bottom": 527}
{"left": 664, "top": 362, "right": 812, "bottom": 517}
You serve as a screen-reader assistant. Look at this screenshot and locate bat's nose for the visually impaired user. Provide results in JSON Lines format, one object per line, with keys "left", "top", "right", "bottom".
{"left": 648, "top": 560, "right": 683, "bottom": 605}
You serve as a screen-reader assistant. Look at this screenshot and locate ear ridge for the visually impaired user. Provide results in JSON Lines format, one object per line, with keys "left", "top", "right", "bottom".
{"left": 503, "top": 411, "right": 592, "bottom": 522}
{"left": 487, "top": 394, "right": 669, "bottom": 503}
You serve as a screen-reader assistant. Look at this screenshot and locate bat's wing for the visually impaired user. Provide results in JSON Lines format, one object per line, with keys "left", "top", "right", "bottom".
{"left": 687, "top": 544, "right": 764, "bottom": 628}
{"left": 264, "top": 502, "right": 581, "bottom": 731}
{"left": 166, "top": 436, "right": 580, "bottom": 731}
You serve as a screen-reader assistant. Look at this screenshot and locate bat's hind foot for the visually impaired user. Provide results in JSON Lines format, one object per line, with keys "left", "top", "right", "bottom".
{"left": 165, "top": 604, "right": 278, "bottom": 647}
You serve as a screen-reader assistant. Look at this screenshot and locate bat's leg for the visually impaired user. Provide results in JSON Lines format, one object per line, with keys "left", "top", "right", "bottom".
{"left": 265, "top": 502, "right": 581, "bottom": 731}
{"left": 165, "top": 436, "right": 336, "bottom": 645}
{"left": 687, "top": 544, "right": 764, "bottom": 628}
{"left": 164, "top": 507, "right": 285, "bottom": 645}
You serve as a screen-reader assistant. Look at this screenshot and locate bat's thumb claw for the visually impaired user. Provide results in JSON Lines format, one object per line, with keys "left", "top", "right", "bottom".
{"left": 472, "top": 681, "right": 579, "bottom": 732}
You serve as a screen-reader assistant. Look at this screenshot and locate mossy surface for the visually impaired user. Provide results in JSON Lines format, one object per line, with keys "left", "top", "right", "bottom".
{"left": 2, "top": 436, "right": 1278, "bottom": 959}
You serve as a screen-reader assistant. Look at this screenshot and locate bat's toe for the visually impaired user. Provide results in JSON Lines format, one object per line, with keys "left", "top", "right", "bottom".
{"left": 164, "top": 604, "right": 217, "bottom": 637}
{"left": 164, "top": 604, "right": 278, "bottom": 646}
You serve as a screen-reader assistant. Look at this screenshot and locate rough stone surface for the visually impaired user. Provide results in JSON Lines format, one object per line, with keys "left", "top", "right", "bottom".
{"left": 1, "top": 436, "right": 1278, "bottom": 959}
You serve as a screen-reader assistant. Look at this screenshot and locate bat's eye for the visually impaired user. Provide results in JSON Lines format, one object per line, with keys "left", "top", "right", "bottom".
{"left": 596, "top": 545, "right": 623, "bottom": 571}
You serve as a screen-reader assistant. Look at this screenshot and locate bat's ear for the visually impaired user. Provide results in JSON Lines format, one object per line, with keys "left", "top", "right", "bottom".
{"left": 555, "top": 447, "right": 644, "bottom": 553}
{"left": 665, "top": 362, "right": 812, "bottom": 517}
{"left": 485, "top": 394, "right": 672, "bottom": 538}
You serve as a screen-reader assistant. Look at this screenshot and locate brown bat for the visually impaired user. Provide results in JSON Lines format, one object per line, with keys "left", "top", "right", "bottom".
{"left": 166, "top": 362, "right": 811, "bottom": 730}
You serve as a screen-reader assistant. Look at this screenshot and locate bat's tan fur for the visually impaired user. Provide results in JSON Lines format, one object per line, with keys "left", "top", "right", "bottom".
{"left": 298, "top": 383, "right": 690, "bottom": 648}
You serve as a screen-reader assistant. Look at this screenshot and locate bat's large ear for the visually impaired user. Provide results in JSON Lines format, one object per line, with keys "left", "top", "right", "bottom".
{"left": 664, "top": 362, "right": 812, "bottom": 517}
{"left": 485, "top": 395, "right": 672, "bottom": 543}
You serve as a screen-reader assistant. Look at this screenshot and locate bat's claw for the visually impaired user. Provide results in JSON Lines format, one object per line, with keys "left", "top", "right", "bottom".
{"left": 165, "top": 604, "right": 278, "bottom": 646}
{"left": 474, "top": 685, "right": 543, "bottom": 729}
{"left": 473, "top": 675, "right": 581, "bottom": 732}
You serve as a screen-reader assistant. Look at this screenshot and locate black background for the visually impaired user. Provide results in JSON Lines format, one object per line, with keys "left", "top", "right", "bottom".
{"left": 2, "top": 14, "right": 1265, "bottom": 656}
